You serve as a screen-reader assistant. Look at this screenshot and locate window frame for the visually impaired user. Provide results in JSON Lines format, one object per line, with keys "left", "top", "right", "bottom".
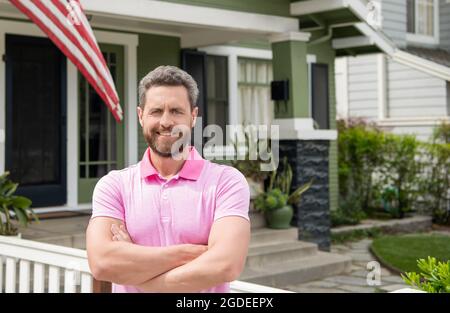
{"left": 406, "top": 0, "right": 440, "bottom": 46}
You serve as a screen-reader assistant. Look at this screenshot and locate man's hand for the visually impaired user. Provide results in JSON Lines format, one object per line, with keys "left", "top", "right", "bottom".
{"left": 135, "top": 216, "right": 250, "bottom": 292}
{"left": 111, "top": 224, "right": 133, "bottom": 243}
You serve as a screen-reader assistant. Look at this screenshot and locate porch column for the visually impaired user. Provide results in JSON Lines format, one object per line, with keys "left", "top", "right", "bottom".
{"left": 270, "top": 32, "right": 335, "bottom": 251}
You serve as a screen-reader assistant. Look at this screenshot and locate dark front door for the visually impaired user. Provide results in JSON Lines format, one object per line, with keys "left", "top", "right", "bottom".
{"left": 5, "top": 34, "right": 67, "bottom": 207}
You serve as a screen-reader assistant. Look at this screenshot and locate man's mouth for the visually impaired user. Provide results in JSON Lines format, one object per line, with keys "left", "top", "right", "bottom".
{"left": 156, "top": 131, "right": 181, "bottom": 138}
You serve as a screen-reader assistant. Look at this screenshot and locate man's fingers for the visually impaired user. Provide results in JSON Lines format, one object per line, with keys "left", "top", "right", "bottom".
{"left": 111, "top": 224, "right": 119, "bottom": 234}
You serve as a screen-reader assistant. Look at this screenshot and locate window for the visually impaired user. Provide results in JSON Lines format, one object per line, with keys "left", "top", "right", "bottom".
{"left": 79, "top": 51, "right": 118, "bottom": 178}
{"left": 206, "top": 55, "right": 229, "bottom": 145}
{"left": 238, "top": 58, "right": 273, "bottom": 127}
{"left": 407, "top": 0, "right": 438, "bottom": 39}
{"left": 311, "top": 63, "right": 330, "bottom": 129}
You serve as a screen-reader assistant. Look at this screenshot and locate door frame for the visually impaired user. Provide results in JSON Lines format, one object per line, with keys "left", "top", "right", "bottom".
{"left": 5, "top": 34, "right": 67, "bottom": 207}
{"left": 0, "top": 20, "right": 138, "bottom": 211}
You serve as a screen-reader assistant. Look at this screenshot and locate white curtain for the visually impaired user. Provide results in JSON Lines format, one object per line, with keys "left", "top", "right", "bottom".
{"left": 417, "top": 0, "right": 434, "bottom": 36}
{"left": 238, "top": 59, "right": 274, "bottom": 127}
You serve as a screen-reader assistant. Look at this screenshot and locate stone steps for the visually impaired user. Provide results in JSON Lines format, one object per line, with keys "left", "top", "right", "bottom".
{"left": 247, "top": 241, "right": 318, "bottom": 268}
{"left": 250, "top": 227, "right": 298, "bottom": 246}
{"left": 241, "top": 227, "right": 352, "bottom": 288}
{"left": 239, "top": 251, "right": 352, "bottom": 287}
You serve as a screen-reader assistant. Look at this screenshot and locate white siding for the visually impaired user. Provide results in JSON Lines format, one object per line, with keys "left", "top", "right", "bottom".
{"left": 381, "top": 0, "right": 407, "bottom": 48}
{"left": 386, "top": 59, "right": 448, "bottom": 118}
{"left": 440, "top": 0, "right": 450, "bottom": 50}
{"left": 380, "top": 124, "right": 438, "bottom": 141}
{"left": 346, "top": 54, "right": 379, "bottom": 119}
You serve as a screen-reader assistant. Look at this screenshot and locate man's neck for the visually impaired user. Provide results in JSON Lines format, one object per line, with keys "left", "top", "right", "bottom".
{"left": 149, "top": 148, "right": 189, "bottom": 179}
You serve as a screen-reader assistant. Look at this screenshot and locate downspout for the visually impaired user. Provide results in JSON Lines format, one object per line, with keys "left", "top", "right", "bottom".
{"left": 308, "top": 22, "right": 358, "bottom": 46}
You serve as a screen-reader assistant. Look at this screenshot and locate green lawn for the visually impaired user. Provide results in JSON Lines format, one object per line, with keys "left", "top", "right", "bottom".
{"left": 371, "top": 233, "right": 450, "bottom": 273}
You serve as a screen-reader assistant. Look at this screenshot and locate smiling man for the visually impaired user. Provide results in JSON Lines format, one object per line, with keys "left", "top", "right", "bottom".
{"left": 86, "top": 65, "right": 251, "bottom": 293}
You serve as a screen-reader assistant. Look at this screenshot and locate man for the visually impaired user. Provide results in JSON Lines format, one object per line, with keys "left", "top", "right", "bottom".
{"left": 86, "top": 65, "right": 251, "bottom": 293}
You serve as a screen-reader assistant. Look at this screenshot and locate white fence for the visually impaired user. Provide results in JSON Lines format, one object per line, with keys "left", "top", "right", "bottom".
{"left": 0, "top": 235, "right": 291, "bottom": 293}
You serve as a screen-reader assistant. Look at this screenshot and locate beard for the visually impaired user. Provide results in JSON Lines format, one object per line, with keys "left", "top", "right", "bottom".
{"left": 144, "top": 125, "right": 191, "bottom": 159}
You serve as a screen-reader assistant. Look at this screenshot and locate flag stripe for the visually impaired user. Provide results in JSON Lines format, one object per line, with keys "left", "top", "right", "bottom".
{"left": 52, "top": 0, "right": 118, "bottom": 98}
{"left": 10, "top": 0, "right": 123, "bottom": 122}
{"left": 32, "top": 0, "right": 119, "bottom": 105}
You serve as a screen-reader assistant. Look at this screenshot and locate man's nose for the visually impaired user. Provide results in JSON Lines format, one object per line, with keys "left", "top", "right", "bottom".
{"left": 159, "top": 110, "right": 174, "bottom": 128}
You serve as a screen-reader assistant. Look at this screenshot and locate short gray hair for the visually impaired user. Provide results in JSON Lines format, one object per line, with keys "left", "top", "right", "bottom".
{"left": 138, "top": 65, "right": 199, "bottom": 109}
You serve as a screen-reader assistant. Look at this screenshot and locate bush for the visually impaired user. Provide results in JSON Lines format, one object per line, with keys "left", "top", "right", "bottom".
{"left": 338, "top": 118, "right": 448, "bottom": 223}
{"left": 381, "top": 134, "right": 422, "bottom": 218}
{"left": 0, "top": 172, "right": 38, "bottom": 235}
{"left": 402, "top": 256, "right": 450, "bottom": 293}
{"left": 419, "top": 122, "right": 450, "bottom": 225}
{"left": 331, "top": 228, "right": 381, "bottom": 244}
{"left": 338, "top": 118, "right": 388, "bottom": 218}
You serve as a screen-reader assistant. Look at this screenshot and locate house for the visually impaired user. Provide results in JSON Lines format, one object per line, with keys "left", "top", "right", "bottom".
{"left": 0, "top": 0, "right": 399, "bottom": 250}
{"left": 335, "top": 0, "right": 450, "bottom": 141}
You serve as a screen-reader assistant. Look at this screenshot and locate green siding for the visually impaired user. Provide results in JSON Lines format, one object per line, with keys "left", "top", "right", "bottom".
{"left": 271, "top": 40, "right": 309, "bottom": 119}
{"left": 136, "top": 33, "right": 181, "bottom": 158}
{"left": 159, "top": 0, "right": 292, "bottom": 17}
{"left": 307, "top": 40, "right": 338, "bottom": 212}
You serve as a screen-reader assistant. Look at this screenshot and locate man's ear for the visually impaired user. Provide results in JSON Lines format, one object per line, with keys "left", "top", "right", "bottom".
{"left": 191, "top": 106, "right": 198, "bottom": 127}
{"left": 137, "top": 106, "right": 144, "bottom": 127}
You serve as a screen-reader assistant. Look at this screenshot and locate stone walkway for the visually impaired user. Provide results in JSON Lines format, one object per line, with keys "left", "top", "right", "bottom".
{"left": 283, "top": 238, "right": 409, "bottom": 293}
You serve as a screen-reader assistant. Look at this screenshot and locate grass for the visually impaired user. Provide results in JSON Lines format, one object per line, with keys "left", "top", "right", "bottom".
{"left": 371, "top": 233, "right": 450, "bottom": 273}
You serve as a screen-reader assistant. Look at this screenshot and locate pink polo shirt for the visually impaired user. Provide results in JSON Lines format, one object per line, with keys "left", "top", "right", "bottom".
{"left": 91, "top": 146, "right": 250, "bottom": 293}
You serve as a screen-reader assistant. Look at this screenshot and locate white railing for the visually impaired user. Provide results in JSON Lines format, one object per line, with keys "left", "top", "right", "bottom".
{"left": 0, "top": 235, "right": 92, "bottom": 293}
{"left": 0, "top": 235, "right": 291, "bottom": 293}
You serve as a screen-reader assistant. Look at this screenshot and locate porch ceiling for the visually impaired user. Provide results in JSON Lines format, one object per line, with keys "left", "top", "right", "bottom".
{"left": 81, "top": 0, "right": 299, "bottom": 48}
{"left": 291, "top": 0, "right": 370, "bottom": 29}
{"left": 0, "top": 0, "right": 299, "bottom": 48}
{"left": 291, "top": 0, "right": 396, "bottom": 57}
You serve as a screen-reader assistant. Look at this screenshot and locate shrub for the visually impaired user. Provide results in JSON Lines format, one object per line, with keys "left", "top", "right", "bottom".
{"left": 338, "top": 118, "right": 387, "bottom": 217}
{"left": 402, "top": 256, "right": 450, "bottom": 293}
{"left": 419, "top": 122, "right": 450, "bottom": 225}
{"left": 0, "top": 172, "right": 38, "bottom": 236}
{"left": 381, "top": 134, "right": 422, "bottom": 218}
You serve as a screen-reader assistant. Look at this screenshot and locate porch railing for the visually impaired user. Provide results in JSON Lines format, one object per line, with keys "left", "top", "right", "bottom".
{"left": 0, "top": 235, "right": 291, "bottom": 293}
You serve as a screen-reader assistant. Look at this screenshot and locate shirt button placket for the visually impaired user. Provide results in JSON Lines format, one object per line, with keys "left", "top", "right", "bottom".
{"left": 161, "top": 183, "right": 170, "bottom": 222}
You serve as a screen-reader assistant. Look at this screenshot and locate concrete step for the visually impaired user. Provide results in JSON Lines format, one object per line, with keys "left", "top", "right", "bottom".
{"left": 246, "top": 241, "right": 318, "bottom": 268}
{"left": 250, "top": 227, "right": 298, "bottom": 246}
{"left": 240, "top": 251, "right": 352, "bottom": 287}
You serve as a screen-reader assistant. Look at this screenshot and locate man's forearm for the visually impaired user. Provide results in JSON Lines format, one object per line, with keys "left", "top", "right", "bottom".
{"left": 135, "top": 248, "right": 239, "bottom": 292}
{"left": 91, "top": 242, "right": 200, "bottom": 286}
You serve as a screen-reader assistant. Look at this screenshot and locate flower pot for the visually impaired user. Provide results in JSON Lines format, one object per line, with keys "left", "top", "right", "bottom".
{"left": 264, "top": 205, "right": 294, "bottom": 229}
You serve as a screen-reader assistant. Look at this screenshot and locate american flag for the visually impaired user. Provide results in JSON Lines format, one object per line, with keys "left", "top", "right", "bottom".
{"left": 10, "top": 0, "right": 123, "bottom": 122}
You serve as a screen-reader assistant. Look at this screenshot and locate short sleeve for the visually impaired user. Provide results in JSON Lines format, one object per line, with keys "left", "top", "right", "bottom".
{"left": 91, "top": 170, "right": 125, "bottom": 221}
{"left": 214, "top": 166, "right": 250, "bottom": 222}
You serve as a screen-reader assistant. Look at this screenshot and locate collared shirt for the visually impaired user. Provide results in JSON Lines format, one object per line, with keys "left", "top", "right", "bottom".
{"left": 91, "top": 146, "right": 250, "bottom": 293}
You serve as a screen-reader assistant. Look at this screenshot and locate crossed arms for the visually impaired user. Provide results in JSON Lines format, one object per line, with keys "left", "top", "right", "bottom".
{"left": 86, "top": 215, "right": 250, "bottom": 292}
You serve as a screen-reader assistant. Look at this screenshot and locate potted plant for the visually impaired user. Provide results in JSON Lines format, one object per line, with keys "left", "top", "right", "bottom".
{"left": 0, "top": 171, "right": 38, "bottom": 236}
{"left": 230, "top": 131, "right": 271, "bottom": 199}
{"left": 254, "top": 157, "right": 313, "bottom": 229}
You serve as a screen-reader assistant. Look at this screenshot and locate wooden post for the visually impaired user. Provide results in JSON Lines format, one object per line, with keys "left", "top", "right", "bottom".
{"left": 93, "top": 278, "right": 112, "bottom": 293}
